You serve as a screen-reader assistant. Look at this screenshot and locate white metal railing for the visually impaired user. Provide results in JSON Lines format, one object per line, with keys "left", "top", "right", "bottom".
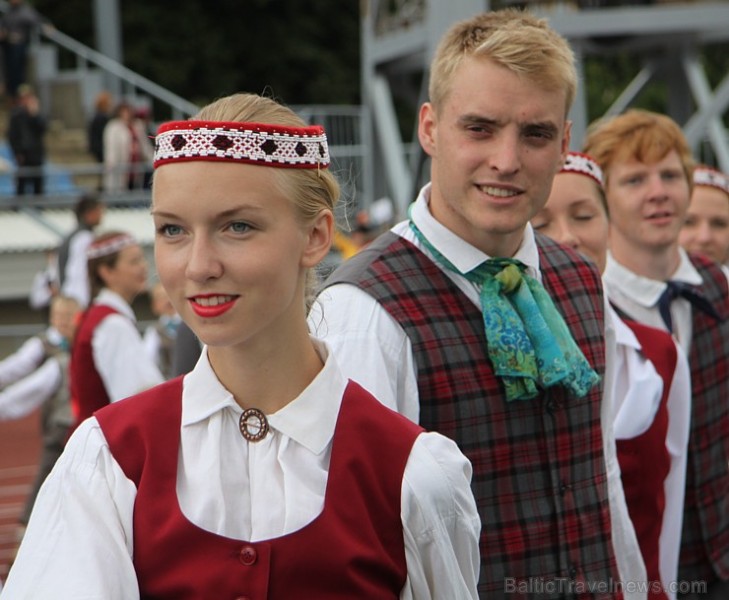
{"left": 293, "top": 104, "right": 373, "bottom": 212}
{"left": 40, "top": 28, "right": 199, "bottom": 120}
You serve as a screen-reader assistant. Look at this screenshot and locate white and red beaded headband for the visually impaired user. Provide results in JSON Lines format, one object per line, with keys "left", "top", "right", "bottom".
{"left": 87, "top": 234, "right": 137, "bottom": 260}
{"left": 693, "top": 166, "right": 729, "bottom": 195}
{"left": 153, "top": 120, "right": 330, "bottom": 169}
{"left": 560, "top": 152, "right": 604, "bottom": 187}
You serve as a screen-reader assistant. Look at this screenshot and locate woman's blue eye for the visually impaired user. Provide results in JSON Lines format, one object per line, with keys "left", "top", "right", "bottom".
{"left": 230, "top": 222, "right": 251, "bottom": 233}
{"left": 159, "top": 224, "right": 182, "bottom": 236}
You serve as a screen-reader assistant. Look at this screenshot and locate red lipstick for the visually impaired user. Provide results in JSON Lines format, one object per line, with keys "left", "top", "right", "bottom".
{"left": 189, "top": 295, "right": 237, "bottom": 318}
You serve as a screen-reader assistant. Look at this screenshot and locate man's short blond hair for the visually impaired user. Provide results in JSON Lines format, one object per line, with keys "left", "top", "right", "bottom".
{"left": 428, "top": 9, "right": 577, "bottom": 114}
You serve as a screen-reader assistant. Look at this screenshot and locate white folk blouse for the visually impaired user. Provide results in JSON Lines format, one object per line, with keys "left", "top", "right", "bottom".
{"left": 4, "top": 340, "right": 481, "bottom": 600}
{"left": 88, "top": 288, "right": 164, "bottom": 402}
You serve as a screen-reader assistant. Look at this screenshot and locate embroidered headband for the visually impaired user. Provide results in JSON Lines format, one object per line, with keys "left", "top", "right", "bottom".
{"left": 153, "top": 120, "right": 330, "bottom": 169}
{"left": 560, "top": 152, "right": 604, "bottom": 187}
{"left": 87, "top": 233, "right": 138, "bottom": 260}
{"left": 693, "top": 165, "right": 729, "bottom": 195}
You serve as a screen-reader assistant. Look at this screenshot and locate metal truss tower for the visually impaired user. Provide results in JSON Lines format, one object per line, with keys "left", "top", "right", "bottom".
{"left": 361, "top": 1, "right": 729, "bottom": 217}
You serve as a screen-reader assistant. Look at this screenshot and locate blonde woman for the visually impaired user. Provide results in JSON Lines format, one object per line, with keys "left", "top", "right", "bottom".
{"left": 4, "top": 93, "right": 480, "bottom": 599}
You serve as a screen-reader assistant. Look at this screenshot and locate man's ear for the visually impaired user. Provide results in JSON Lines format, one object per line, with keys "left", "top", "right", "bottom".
{"left": 418, "top": 102, "right": 438, "bottom": 158}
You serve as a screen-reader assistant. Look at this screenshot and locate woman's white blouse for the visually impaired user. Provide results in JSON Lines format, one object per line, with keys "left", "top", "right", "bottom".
{"left": 91, "top": 289, "right": 164, "bottom": 402}
{"left": 3, "top": 341, "right": 481, "bottom": 600}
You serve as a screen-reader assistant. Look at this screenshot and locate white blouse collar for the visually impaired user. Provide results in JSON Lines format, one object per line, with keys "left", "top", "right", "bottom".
{"left": 93, "top": 288, "right": 136, "bottom": 321}
{"left": 182, "top": 338, "right": 349, "bottom": 455}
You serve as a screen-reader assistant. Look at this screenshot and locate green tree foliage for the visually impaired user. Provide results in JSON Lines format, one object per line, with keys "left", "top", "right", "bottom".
{"left": 29, "top": 0, "right": 729, "bottom": 133}
{"left": 33, "top": 0, "right": 361, "bottom": 109}
{"left": 584, "top": 42, "right": 729, "bottom": 125}
{"left": 584, "top": 52, "right": 667, "bottom": 120}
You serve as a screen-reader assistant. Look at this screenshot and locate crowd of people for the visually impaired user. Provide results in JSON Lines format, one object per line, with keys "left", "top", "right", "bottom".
{"left": 3, "top": 84, "right": 154, "bottom": 200}
{"left": 3, "top": 87, "right": 155, "bottom": 200}
{"left": 0, "top": 0, "right": 156, "bottom": 200}
{"left": 0, "top": 6, "right": 729, "bottom": 599}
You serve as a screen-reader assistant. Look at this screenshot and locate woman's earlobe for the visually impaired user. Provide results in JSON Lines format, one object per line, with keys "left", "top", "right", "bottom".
{"left": 302, "top": 210, "right": 334, "bottom": 268}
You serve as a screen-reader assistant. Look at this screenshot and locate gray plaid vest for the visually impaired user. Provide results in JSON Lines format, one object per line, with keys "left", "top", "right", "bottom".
{"left": 677, "top": 255, "right": 729, "bottom": 585}
{"left": 325, "top": 232, "right": 620, "bottom": 599}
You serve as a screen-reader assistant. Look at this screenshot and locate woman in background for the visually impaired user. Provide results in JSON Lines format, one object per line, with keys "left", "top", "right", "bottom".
{"left": 679, "top": 165, "right": 729, "bottom": 267}
{"left": 68, "top": 230, "right": 163, "bottom": 431}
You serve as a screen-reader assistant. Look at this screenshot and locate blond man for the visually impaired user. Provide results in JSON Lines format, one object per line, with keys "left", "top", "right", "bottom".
{"left": 313, "top": 9, "right": 644, "bottom": 598}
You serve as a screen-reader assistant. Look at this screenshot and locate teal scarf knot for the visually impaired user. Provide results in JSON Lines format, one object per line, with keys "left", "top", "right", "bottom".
{"left": 409, "top": 219, "right": 600, "bottom": 402}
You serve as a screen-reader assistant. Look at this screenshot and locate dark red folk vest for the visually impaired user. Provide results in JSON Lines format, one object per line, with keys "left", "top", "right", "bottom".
{"left": 326, "top": 231, "right": 620, "bottom": 599}
{"left": 69, "top": 304, "right": 118, "bottom": 431}
{"left": 616, "top": 320, "right": 676, "bottom": 600}
{"left": 609, "top": 254, "right": 729, "bottom": 587}
{"left": 96, "top": 377, "right": 422, "bottom": 600}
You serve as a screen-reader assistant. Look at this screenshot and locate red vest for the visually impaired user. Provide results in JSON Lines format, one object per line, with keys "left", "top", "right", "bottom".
{"left": 96, "top": 377, "right": 422, "bottom": 599}
{"left": 69, "top": 305, "right": 118, "bottom": 431}
{"left": 611, "top": 255, "right": 729, "bottom": 585}
{"left": 616, "top": 320, "right": 676, "bottom": 600}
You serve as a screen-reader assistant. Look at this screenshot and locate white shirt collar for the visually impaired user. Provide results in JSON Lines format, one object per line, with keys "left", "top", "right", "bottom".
{"left": 182, "top": 338, "right": 348, "bottom": 455}
{"left": 671, "top": 247, "right": 704, "bottom": 285}
{"left": 407, "top": 183, "right": 542, "bottom": 280}
{"left": 609, "top": 303, "right": 641, "bottom": 350}
{"left": 604, "top": 248, "right": 703, "bottom": 308}
{"left": 93, "top": 288, "right": 136, "bottom": 321}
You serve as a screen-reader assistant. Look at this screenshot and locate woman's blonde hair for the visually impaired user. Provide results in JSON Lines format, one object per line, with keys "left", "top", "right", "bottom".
{"left": 429, "top": 9, "right": 577, "bottom": 114}
{"left": 191, "top": 93, "right": 340, "bottom": 304}
{"left": 583, "top": 109, "right": 695, "bottom": 187}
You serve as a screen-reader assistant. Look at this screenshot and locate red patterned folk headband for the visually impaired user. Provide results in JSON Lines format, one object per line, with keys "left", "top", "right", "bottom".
{"left": 153, "top": 120, "right": 330, "bottom": 169}
{"left": 87, "top": 233, "right": 137, "bottom": 260}
{"left": 560, "top": 151, "right": 604, "bottom": 188}
{"left": 693, "top": 165, "right": 729, "bottom": 196}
